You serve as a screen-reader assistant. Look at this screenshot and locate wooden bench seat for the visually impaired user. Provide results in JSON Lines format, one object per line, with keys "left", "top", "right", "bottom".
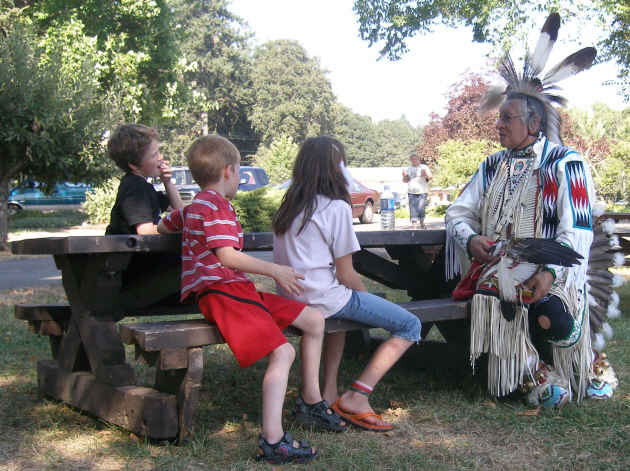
{"left": 17, "top": 297, "right": 468, "bottom": 442}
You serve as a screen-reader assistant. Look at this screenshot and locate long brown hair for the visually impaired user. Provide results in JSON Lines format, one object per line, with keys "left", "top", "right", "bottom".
{"left": 273, "top": 136, "right": 351, "bottom": 235}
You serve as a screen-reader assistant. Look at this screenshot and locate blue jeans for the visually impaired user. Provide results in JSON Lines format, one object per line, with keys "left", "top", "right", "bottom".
{"left": 408, "top": 193, "right": 428, "bottom": 222}
{"left": 330, "top": 291, "right": 421, "bottom": 342}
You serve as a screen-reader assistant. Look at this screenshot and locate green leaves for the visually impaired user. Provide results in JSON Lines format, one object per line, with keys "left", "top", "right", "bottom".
{"left": 253, "top": 135, "right": 299, "bottom": 185}
{"left": 250, "top": 40, "right": 336, "bottom": 145}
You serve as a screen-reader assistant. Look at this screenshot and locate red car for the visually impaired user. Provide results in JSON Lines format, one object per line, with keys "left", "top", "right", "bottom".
{"left": 277, "top": 179, "right": 380, "bottom": 224}
{"left": 348, "top": 179, "right": 380, "bottom": 224}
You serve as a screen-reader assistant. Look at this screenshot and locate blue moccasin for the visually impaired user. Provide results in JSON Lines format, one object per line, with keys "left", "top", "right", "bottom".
{"left": 540, "top": 384, "right": 570, "bottom": 408}
{"left": 586, "top": 379, "right": 613, "bottom": 399}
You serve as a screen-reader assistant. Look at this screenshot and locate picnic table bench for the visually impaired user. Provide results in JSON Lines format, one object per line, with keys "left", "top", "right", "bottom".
{"left": 11, "top": 230, "right": 466, "bottom": 442}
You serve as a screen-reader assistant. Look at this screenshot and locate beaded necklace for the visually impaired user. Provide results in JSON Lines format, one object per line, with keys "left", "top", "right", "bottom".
{"left": 492, "top": 145, "right": 537, "bottom": 231}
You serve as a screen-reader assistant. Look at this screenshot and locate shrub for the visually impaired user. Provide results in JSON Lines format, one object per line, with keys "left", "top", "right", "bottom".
{"left": 395, "top": 207, "right": 410, "bottom": 219}
{"left": 231, "top": 187, "right": 283, "bottom": 232}
{"left": 428, "top": 204, "right": 449, "bottom": 217}
{"left": 253, "top": 135, "right": 299, "bottom": 185}
{"left": 9, "top": 209, "right": 87, "bottom": 230}
{"left": 433, "top": 139, "right": 501, "bottom": 192}
{"left": 82, "top": 177, "right": 119, "bottom": 224}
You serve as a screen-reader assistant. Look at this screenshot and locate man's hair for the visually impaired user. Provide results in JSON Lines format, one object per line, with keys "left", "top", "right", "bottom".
{"left": 107, "top": 124, "right": 158, "bottom": 172}
{"left": 507, "top": 93, "right": 545, "bottom": 136}
{"left": 186, "top": 135, "right": 240, "bottom": 187}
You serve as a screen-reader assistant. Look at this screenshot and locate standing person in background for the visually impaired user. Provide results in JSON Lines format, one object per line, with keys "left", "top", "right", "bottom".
{"left": 402, "top": 152, "right": 432, "bottom": 229}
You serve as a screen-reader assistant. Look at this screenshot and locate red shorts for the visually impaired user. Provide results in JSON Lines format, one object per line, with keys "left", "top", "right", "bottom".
{"left": 197, "top": 281, "right": 306, "bottom": 368}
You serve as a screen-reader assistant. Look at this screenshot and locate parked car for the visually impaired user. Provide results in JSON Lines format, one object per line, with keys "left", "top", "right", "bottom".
{"left": 153, "top": 166, "right": 270, "bottom": 204}
{"left": 276, "top": 178, "right": 380, "bottom": 224}
{"left": 8, "top": 181, "right": 92, "bottom": 215}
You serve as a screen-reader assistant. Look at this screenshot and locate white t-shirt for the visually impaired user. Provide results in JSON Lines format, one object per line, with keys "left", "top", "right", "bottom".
{"left": 273, "top": 195, "right": 361, "bottom": 317}
{"left": 406, "top": 164, "right": 431, "bottom": 194}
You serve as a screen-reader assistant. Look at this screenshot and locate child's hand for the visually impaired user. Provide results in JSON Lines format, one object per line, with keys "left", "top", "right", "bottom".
{"left": 159, "top": 161, "right": 174, "bottom": 182}
{"left": 272, "top": 265, "right": 305, "bottom": 296}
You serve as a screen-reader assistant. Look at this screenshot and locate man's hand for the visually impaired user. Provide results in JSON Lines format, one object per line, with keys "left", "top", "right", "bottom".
{"left": 523, "top": 270, "right": 554, "bottom": 304}
{"left": 272, "top": 265, "right": 305, "bottom": 297}
{"left": 469, "top": 235, "right": 497, "bottom": 264}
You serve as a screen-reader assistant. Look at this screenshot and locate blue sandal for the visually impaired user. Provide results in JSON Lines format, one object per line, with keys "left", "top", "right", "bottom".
{"left": 294, "top": 397, "right": 347, "bottom": 432}
{"left": 255, "top": 432, "right": 318, "bottom": 464}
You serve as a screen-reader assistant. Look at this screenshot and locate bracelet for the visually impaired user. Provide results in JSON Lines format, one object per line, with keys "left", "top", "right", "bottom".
{"left": 466, "top": 234, "right": 477, "bottom": 259}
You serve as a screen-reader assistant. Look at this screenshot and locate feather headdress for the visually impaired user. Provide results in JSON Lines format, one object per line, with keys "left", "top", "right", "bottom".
{"left": 480, "top": 13, "right": 597, "bottom": 144}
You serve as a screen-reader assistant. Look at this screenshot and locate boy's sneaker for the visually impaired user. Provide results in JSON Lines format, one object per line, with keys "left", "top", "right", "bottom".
{"left": 255, "top": 432, "right": 318, "bottom": 465}
{"left": 294, "top": 397, "right": 347, "bottom": 432}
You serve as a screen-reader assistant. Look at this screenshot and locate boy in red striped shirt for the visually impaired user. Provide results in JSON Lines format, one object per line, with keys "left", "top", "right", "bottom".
{"left": 158, "top": 135, "right": 345, "bottom": 464}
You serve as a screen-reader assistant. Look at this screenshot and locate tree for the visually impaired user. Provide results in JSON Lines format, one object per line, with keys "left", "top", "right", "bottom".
{"left": 253, "top": 135, "right": 299, "bottom": 184}
{"left": 372, "top": 118, "right": 421, "bottom": 166}
{"left": 25, "top": 0, "right": 185, "bottom": 123}
{"left": 250, "top": 40, "right": 337, "bottom": 145}
{"left": 333, "top": 104, "right": 380, "bottom": 166}
{"left": 0, "top": 21, "right": 115, "bottom": 249}
{"left": 432, "top": 139, "right": 501, "bottom": 192}
{"left": 353, "top": 0, "right": 630, "bottom": 99}
{"left": 417, "top": 75, "right": 497, "bottom": 165}
{"left": 592, "top": 141, "right": 630, "bottom": 204}
{"left": 163, "top": 0, "right": 259, "bottom": 160}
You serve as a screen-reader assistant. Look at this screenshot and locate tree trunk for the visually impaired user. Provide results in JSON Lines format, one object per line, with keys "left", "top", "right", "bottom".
{"left": 0, "top": 175, "right": 9, "bottom": 252}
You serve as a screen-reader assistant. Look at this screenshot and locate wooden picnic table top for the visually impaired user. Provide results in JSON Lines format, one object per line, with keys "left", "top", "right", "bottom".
{"left": 10, "top": 229, "right": 447, "bottom": 255}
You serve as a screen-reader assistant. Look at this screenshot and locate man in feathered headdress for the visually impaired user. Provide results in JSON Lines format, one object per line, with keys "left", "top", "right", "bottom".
{"left": 445, "top": 13, "right": 618, "bottom": 407}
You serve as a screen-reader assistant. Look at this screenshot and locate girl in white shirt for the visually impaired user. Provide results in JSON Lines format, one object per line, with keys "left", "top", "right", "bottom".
{"left": 273, "top": 136, "right": 421, "bottom": 432}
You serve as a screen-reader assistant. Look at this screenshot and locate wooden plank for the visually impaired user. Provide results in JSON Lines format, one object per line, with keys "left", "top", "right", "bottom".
{"left": 358, "top": 230, "right": 445, "bottom": 247}
{"left": 399, "top": 298, "right": 469, "bottom": 322}
{"left": 11, "top": 230, "right": 447, "bottom": 256}
{"left": 600, "top": 212, "right": 630, "bottom": 222}
{"left": 177, "top": 348, "right": 203, "bottom": 444}
{"left": 119, "top": 320, "right": 225, "bottom": 352}
{"left": 75, "top": 316, "right": 135, "bottom": 386}
{"left": 15, "top": 304, "right": 72, "bottom": 321}
{"left": 353, "top": 249, "right": 408, "bottom": 290}
{"left": 38, "top": 360, "right": 178, "bottom": 440}
{"left": 120, "top": 299, "right": 468, "bottom": 352}
{"left": 11, "top": 234, "right": 181, "bottom": 255}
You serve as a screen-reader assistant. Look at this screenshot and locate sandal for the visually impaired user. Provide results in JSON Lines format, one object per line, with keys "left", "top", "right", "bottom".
{"left": 331, "top": 399, "right": 393, "bottom": 432}
{"left": 294, "top": 397, "right": 347, "bottom": 432}
{"left": 255, "top": 432, "right": 318, "bottom": 464}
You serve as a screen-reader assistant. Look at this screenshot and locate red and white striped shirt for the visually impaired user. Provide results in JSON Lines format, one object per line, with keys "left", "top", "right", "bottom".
{"left": 161, "top": 189, "right": 249, "bottom": 300}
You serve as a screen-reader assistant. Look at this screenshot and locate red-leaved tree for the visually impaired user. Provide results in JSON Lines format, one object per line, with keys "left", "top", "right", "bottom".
{"left": 416, "top": 75, "right": 498, "bottom": 165}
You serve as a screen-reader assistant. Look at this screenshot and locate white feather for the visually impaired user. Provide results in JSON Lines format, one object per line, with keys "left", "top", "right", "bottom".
{"left": 600, "top": 219, "right": 616, "bottom": 235}
{"left": 592, "top": 202, "right": 606, "bottom": 218}
{"left": 611, "top": 290, "right": 620, "bottom": 307}
{"left": 602, "top": 322, "right": 614, "bottom": 339}
{"left": 607, "top": 305, "right": 621, "bottom": 319}
{"left": 612, "top": 275, "right": 626, "bottom": 288}
{"left": 592, "top": 333, "right": 605, "bottom": 352}
{"left": 613, "top": 252, "right": 626, "bottom": 267}
{"left": 609, "top": 235, "right": 620, "bottom": 247}
{"left": 588, "top": 294, "right": 598, "bottom": 307}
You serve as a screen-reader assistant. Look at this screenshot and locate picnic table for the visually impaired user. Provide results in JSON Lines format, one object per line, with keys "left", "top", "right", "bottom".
{"left": 11, "top": 230, "right": 466, "bottom": 442}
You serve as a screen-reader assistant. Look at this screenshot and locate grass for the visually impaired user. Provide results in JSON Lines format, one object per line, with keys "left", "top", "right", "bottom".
{"left": 9, "top": 209, "right": 88, "bottom": 231}
{"left": 1, "top": 277, "right": 629, "bottom": 470}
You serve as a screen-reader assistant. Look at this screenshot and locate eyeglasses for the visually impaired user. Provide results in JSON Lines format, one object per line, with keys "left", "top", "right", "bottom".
{"left": 496, "top": 114, "right": 524, "bottom": 124}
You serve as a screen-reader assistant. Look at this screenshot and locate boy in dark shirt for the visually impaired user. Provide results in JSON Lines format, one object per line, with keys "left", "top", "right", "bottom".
{"left": 106, "top": 124, "right": 183, "bottom": 235}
